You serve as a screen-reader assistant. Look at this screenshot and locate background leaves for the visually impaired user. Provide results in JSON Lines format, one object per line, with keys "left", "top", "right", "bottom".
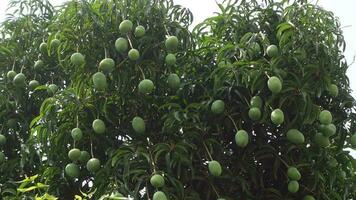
{"left": 0, "top": 0, "right": 355, "bottom": 199}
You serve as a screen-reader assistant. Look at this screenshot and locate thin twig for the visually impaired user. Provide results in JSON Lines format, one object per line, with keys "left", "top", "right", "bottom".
{"left": 209, "top": 182, "right": 220, "bottom": 198}
{"left": 203, "top": 142, "right": 213, "bottom": 161}
{"left": 137, "top": 65, "right": 146, "bottom": 79}
{"left": 90, "top": 134, "right": 94, "bottom": 157}
{"left": 264, "top": 71, "right": 271, "bottom": 78}
{"left": 276, "top": 154, "right": 288, "bottom": 167}
{"left": 104, "top": 46, "right": 108, "bottom": 58}
{"left": 147, "top": 138, "right": 156, "bottom": 173}
{"left": 12, "top": 59, "right": 16, "bottom": 71}
{"left": 126, "top": 34, "right": 134, "bottom": 49}
{"left": 76, "top": 115, "right": 79, "bottom": 128}
{"left": 20, "top": 64, "right": 25, "bottom": 73}
{"left": 226, "top": 114, "right": 239, "bottom": 131}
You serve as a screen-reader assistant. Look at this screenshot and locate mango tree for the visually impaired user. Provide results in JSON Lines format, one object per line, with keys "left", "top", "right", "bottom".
{"left": 0, "top": 0, "right": 355, "bottom": 199}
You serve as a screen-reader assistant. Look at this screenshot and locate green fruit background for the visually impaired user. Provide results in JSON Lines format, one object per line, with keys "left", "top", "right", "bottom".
{"left": 208, "top": 160, "right": 222, "bottom": 177}
{"left": 65, "top": 163, "right": 80, "bottom": 178}
{"left": 70, "top": 52, "right": 85, "bottom": 66}
{"left": 150, "top": 174, "right": 165, "bottom": 188}
{"left": 92, "top": 71, "right": 107, "bottom": 91}
{"left": 0, "top": 0, "right": 355, "bottom": 199}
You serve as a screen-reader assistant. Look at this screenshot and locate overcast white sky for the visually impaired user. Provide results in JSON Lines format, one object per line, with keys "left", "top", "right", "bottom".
{"left": 0, "top": 0, "right": 355, "bottom": 155}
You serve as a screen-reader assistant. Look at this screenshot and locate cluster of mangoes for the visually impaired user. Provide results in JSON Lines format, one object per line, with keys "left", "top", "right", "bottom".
{"left": 63, "top": 19, "right": 183, "bottom": 199}
{"left": 202, "top": 44, "right": 351, "bottom": 199}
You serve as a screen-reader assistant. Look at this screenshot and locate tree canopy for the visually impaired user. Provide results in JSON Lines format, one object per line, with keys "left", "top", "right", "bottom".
{"left": 0, "top": 0, "right": 355, "bottom": 199}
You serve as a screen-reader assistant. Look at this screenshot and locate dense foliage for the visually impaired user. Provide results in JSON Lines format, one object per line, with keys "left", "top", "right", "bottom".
{"left": 0, "top": 0, "right": 355, "bottom": 199}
